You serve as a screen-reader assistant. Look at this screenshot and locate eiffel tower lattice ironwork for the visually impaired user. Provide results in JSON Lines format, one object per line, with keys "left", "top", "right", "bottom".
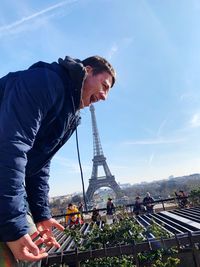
{"left": 86, "top": 104, "right": 123, "bottom": 202}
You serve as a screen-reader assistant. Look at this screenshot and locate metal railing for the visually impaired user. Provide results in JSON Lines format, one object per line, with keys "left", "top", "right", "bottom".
{"left": 52, "top": 195, "right": 190, "bottom": 224}
{"left": 42, "top": 230, "right": 200, "bottom": 267}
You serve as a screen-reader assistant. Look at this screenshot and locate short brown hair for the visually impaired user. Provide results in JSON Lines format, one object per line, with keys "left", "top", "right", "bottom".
{"left": 82, "top": 56, "right": 116, "bottom": 87}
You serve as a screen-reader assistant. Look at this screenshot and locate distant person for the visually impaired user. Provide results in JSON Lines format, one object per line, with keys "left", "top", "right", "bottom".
{"left": 133, "top": 196, "right": 143, "bottom": 216}
{"left": 175, "top": 190, "right": 188, "bottom": 208}
{"left": 66, "top": 203, "right": 82, "bottom": 226}
{"left": 0, "top": 55, "right": 116, "bottom": 264}
{"left": 143, "top": 192, "right": 154, "bottom": 214}
{"left": 91, "top": 208, "right": 101, "bottom": 226}
{"left": 106, "top": 198, "right": 115, "bottom": 216}
{"left": 106, "top": 197, "right": 115, "bottom": 224}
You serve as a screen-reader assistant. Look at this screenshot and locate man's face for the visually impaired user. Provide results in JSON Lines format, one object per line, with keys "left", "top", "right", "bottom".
{"left": 80, "top": 66, "right": 113, "bottom": 108}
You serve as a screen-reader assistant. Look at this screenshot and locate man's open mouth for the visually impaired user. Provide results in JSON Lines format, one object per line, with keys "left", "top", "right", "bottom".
{"left": 90, "top": 95, "right": 98, "bottom": 104}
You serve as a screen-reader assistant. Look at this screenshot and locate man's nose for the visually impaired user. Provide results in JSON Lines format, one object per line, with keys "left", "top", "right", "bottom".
{"left": 99, "top": 90, "right": 108, "bottom": 100}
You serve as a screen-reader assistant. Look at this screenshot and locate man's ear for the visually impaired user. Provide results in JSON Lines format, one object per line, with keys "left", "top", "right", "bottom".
{"left": 85, "top": 65, "right": 93, "bottom": 74}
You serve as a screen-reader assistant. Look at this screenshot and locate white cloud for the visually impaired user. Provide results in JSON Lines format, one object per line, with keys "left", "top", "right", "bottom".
{"left": 0, "top": 0, "right": 78, "bottom": 37}
{"left": 107, "top": 37, "right": 134, "bottom": 60}
{"left": 190, "top": 113, "right": 200, "bottom": 128}
{"left": 53, "top": 155, "right": 91, "bottom": 173}
{"left": 107, "top": 44, "right": 118, "bottom": 59}
{"left": 148, "top": 153, "right": 154, "bottom": 166}
{"left": 156, "top": 119, "right": 167, "bottom": 137}
{"left": 124, "top": 138, "right": 184, "bottom": 145}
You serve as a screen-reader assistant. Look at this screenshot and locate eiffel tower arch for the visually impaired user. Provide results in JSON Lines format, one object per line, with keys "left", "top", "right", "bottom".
{"left": 86, "top": 104, "right": 123, "bottom": 203}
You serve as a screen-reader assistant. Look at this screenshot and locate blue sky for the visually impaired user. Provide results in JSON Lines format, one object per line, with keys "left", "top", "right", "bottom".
{"left": 1, "top": 0, "right": 200, "bottom": 197}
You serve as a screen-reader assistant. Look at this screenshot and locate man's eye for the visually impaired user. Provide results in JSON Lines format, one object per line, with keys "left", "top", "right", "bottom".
{"left": 103, "top": 84, "right": 108, "bottom": 91}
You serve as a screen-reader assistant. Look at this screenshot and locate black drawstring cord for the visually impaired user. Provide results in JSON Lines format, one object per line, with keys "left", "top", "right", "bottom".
{"left": 71, "top": 96, "right": 88, "bottom": 212}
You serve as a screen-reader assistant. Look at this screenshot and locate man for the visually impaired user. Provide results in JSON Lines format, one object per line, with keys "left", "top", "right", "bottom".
{"left": 91, "top": 207, "right": 101, "bottom": 226}
{"left": 106, "top": 197, "right": 115, "bottom": 215}
{"left": 175, "top": 190, "right": 188, "bottom": 208}
{"left": 0, "top": 55, "right": 116, "bottom": 263}
{"left": 133, "top": 196, "right": 143, "bottom": 216}
{"left": 106, "top": 197, "right": 115, "bottom": 224}
{"left": 143, "top": 192, "right": 154, "bottom": 214}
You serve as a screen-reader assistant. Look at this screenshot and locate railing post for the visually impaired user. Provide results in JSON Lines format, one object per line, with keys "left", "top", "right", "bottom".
{"left": 64, "top": 214, "right": 67, "bottom": 227}
{"left": 162, "top": 199, "right": 165, "bottom": 211}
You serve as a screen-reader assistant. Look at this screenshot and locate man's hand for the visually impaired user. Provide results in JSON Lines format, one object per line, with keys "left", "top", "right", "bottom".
{"left": 37, "top": 218, "right": 64, "bottom": 248}
{"left": 6, "top": 233, "right": 48, "bottom": 261}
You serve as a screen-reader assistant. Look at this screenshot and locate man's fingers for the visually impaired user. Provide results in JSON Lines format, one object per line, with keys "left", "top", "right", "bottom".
{"left": 34, "top": 236, "right": 45, "bottom": 247}
{"left": 30, "top": 230, "right": 40, "bottom": 240}
{"left": 52, "top": 220, "right": 64, "bottom": 231}
{"left": 7, "top": 234, "right": 48, "bottom": 262}
{"left": 37, "top": 218, "right": 64, "bottom": 232}
{"left": 43, "top": 236, "right": 60, "bottom": 248}
{"left": 36, "top": 218, "right": 64, "bottom": 249}
{"left": 22, "top": 249, "right": 48, "bottom": 261}
{"left": 23, "top": 236, "right": 40, "bottom": 256}
{"left": 38, "top": 229, "right": 49, "bottom": 234}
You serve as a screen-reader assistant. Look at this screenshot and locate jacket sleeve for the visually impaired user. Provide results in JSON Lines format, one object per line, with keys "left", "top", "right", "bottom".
{"left": 0, "top": 69, "right": 59, "bottom": 241}
{"left": 25, "top": 161, "right": 52, "bottom": 223}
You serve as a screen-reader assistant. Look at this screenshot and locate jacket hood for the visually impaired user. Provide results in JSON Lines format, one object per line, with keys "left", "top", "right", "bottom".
{"left": 58, "top": 56, "right": 86, "bottom": 109}
{"left": 29, "top": 57, "right": 86, "bottom": 111}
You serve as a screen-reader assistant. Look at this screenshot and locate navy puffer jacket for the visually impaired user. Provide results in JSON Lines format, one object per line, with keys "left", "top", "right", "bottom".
{"left": 0, "top": 56, "right": 85, "bottom": 241}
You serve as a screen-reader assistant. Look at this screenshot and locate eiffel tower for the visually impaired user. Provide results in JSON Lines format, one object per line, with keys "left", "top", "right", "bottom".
{"left": 86, "top": 104, "right": 123, "bottom": 202}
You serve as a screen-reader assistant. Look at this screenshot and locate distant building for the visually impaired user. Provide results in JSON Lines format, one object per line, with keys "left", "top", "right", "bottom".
{"left": 118, "top": 183, "right": 131, "bottom": 189}
{"left": 49, "top": 194, "right": 72, "bottom": 204}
